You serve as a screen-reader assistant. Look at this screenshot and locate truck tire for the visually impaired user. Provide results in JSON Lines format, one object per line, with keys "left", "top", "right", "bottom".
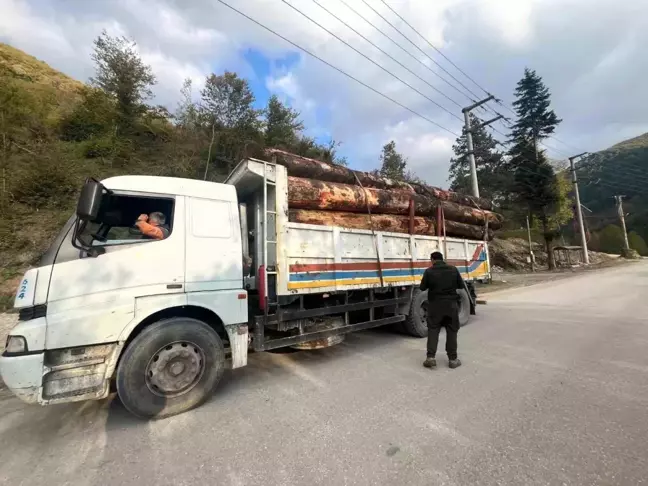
{"left": 403, "top": 288, "right": 428, "bottom": 338}
{"left": 457, "top": 289, "right": 470, "bottom": 327}
{"left": 116, "top": 317, "right": 225, "bottom": 419}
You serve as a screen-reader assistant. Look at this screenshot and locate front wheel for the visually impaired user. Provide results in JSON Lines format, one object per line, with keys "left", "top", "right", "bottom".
{"left": 116, "top": 317, "right": 225, "bottom": 419}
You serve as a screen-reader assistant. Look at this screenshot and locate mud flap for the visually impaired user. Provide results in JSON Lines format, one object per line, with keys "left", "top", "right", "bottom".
{"left": 225, "top": 324, "right": 249, "bottom": 369}
{"left": 465, "top": 281, "right": 477, "bottom": 315}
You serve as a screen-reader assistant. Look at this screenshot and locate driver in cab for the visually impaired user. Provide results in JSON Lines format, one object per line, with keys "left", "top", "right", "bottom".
{"left": 135, "top": 212, "right": 169, "bottom": 240}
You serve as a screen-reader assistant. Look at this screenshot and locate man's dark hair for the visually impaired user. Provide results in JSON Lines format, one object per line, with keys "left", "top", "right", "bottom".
{"left": 431, "top": 251, "right": 444, "bottom": 261}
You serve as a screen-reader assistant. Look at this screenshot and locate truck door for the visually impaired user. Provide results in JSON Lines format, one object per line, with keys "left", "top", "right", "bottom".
{"left": 185, "top": 196, "right": 242, "bottom": 292}
{"left": 45, "top": 193, "right": 186, "bottom": 349}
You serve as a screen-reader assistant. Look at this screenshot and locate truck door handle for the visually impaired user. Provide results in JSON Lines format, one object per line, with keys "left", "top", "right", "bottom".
{"left": 167, "top": 284, "right": 183, "bottom": 289}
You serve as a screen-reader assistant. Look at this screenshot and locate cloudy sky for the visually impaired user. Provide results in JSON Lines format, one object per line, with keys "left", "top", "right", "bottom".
{"left": 2, "top": 0, "right": 647, "bottom": 186}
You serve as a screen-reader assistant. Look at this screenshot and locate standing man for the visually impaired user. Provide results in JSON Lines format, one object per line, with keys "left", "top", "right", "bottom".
{"left": 419, "top": 251, "right": 465, "bottom": 369}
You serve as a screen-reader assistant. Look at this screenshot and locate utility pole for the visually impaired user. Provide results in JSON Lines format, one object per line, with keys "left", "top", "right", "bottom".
{"left": 569, "top": 152, "right": 589, "bottom": 264}
{"left": 526, "top": 215, "right": 535, "bottom": 272}
{"left": 462, "top": 95, "right": 503, "bottom": 198}
{"left": 614, "top": 195, "right": 631, "bottom": 251}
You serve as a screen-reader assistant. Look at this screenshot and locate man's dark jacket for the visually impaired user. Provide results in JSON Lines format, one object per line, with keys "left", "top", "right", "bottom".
{"left": 419, "top": 260, "right": 465, "bottom": 303}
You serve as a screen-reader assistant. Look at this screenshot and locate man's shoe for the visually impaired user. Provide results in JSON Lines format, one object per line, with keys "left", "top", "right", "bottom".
{"left": 448, "top": 359, "right": 462, "bottom": 369}
{"left": 423, "top": 357, "right": 437, "bottom": 368}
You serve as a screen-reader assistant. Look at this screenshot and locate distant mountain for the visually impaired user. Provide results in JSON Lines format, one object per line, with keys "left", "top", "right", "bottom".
{"left": 608, "top": 132, "right": 648, "bottom": 151}
{"left": 577, "top": 132, "right": 648, "bottom": 244}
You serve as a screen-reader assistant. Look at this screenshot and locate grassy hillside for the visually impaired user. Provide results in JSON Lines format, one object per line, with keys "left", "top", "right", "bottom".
{"left": 0, "top": 43, "right": 204, "bottom": 310}
{"left": 0, "top": 43, "right": 84, "bottom": 91}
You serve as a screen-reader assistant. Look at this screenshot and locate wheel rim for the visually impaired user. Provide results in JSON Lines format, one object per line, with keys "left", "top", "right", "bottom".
{"left": 145, "top": 341, "right": 205, "bottom": 397}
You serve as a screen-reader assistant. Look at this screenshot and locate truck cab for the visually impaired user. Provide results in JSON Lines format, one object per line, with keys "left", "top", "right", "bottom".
{"left": 1, "top": 175, "right": 249, "bottom": 417}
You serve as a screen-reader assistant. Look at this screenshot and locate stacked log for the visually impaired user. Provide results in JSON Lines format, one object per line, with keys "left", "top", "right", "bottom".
{"left": 288, "top": 209, "right": 495, "bottom": 240}
{"left": 265, "top": 148, "right": 502, "bottom": 241}
{"left": 289, "top": 209, "right": 436, "bottom": 235}
{"left": 287, "top": 177, "right": 503, "bottom": 230}
{"left": 267, "top": 148, "right": 494, "bottom": 210}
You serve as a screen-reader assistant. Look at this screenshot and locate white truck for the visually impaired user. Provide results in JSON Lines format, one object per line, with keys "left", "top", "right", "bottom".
{"left": 0, "top": 158, "right": 490, "bottom": 418}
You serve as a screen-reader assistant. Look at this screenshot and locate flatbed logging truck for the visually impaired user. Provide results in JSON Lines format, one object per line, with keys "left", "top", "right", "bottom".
{"left": 0, "top": 158, "right": 490, "bottom": 418}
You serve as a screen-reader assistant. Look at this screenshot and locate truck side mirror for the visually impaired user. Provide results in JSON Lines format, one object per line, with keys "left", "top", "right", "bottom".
{"left": 76, "top": 178, "right": 107, "bottom": 221}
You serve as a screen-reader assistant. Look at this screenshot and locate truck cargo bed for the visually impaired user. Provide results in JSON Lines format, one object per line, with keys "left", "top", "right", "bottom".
{"left": 282, "top": 222, "right": 489, "bottom": 295}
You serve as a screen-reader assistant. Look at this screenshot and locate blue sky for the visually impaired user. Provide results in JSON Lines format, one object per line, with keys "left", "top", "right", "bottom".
{"left": 242, "top": 47, "right": 345, "bottom": 157}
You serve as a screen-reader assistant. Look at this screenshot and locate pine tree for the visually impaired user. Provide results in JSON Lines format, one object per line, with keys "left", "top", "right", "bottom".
{"left": 379, "top": 141, "right": 407, "bottom": 180}
{"left": 264, "top": 95, "right": 304, "bottom": 149}
{"left": 448, "top": 113, "right": 508, "bottom": 201}
{"left": 508, "top": 68, "right": 565, "bottom": 269}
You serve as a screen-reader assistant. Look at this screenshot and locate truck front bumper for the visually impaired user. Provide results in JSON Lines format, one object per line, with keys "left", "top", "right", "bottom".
{"left": 0, "top": 352, "right": 44, "bottom": 404}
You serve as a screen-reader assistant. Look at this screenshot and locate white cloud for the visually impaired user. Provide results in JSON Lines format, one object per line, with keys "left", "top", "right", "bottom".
{"left": 1, "top": 0, "right": 647, "bottom": 187}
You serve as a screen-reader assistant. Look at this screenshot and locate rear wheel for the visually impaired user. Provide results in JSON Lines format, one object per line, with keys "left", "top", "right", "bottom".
{"left": 457, "top": 289, "right": 470, "bottom": 327}
{"left": 116, "top": 317, "right": 225, "bottom": 419}
{"left": 403, "top": 289, "right": 428, "bottom": 337}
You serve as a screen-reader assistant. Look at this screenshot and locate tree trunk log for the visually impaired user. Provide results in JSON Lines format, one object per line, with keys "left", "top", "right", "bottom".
{"left": 444, "top": 220, "right": 494, "bottom": 241}
{"left": 289, "top": 209, "right": 436, "bottom": 235}
{"left": 287, "top": 176, "right": 503, "bottom": 229}
{"left": 268, "top": 148, "right": 494, "bottom": 210}
{"left": 288, "top": 209, "right": 494, "bottom": 240}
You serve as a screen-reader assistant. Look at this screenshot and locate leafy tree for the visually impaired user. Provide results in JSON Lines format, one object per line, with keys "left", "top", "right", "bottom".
{"left": 201, "top": 72, "right": 261, "bottom": 129}
{"left": 60, "top": 87, "right": 117, "bottom": 141}
{"left": 628, "top": 231, "right": 648, "bottom": 256}
{"left": 90, "top": 31, "right": 156, "bottom": 130}
{"left": 199, "top": 72, "right": 264, "bottom": 177}
{"left": 265, "top": 95, "right": 303, "bottom": 148}
{"left": 508, "top": 68, "right": 563, "bottom": 269}
{"left": 379, "top": 140, "right": 407, "bottom": 180}
{"left": 175, "top": 78, "right": 200, "bottom": 132}
{"left": 544, "top": 173, "right": 573, "bottom": 235}
{"left": 291, "top": 136, "right": 348, "bottom": 166}
{"left": 448, "top": 113, "right": 508, "bottom": 201}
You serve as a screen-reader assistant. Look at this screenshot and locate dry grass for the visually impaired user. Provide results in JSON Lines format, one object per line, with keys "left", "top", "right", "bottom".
{"left": 0, "top": 43, "right": 84, "bottom": 93}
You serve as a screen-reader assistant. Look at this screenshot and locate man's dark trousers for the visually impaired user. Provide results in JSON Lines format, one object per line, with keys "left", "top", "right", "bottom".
{"left": 426, "top": 300, "right": 459, "bottom": 360}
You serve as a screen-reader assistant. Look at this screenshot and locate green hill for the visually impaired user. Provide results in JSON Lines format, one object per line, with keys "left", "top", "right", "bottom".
{"left": 577, "top": 133, "right": 648, "bottom": 253}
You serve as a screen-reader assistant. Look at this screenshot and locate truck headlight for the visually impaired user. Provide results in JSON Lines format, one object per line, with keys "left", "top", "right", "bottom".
{"left": 4, "top": 336, "right": 27, "bottom": 354}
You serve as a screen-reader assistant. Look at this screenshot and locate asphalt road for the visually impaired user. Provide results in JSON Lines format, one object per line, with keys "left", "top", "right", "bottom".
{"left": 1, "top": 262, "right": 647, "bottom": 486}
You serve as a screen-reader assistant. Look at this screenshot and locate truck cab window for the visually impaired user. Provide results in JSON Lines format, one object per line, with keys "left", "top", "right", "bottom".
{"left": 77, "top": 194, "right": 174, "bottom": 247}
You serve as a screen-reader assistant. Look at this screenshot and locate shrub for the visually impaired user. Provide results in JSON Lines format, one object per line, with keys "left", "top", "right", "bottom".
{"left": 628, "top": 231, "right": 648, "bottom": 256}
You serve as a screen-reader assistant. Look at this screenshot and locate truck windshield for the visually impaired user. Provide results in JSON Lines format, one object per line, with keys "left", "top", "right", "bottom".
{"left": 39, "top": 215, "right": 76, "bottom": 267}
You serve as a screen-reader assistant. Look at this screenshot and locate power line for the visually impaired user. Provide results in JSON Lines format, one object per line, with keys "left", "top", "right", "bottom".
{"left": 358, "top": 0, "right": 483, "bottom": 102}
{"left": 214, "top": 0, "right": 460, "bottom": 137}
{"left": 309, "top": 0, "right": 463, "bottom": 109}
{"left": 337, "top": 0, "right": 473, "bottom": 105}
{"left": 462, "top": 121, "right": 648, "bottom": 193}
{"left": 379, "top": 1, "right": 590, "bottom": 156}
{"left": 378, "top": 0, "right": 491, "bottom": 98}
{"left": 579, "top": 169, "right": 648, "bottom": 188}
{"left": 579, "top": 178, "right": 645, "bottom": 195}
{"left": 574, "top": 156, "right": 648, "bottom": 182}
{"left": 278, "top": 0, "right": 463, "bottom": 122}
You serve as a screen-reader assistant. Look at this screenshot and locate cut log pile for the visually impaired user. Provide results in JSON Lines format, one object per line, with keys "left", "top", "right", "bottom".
{"left": 266, "top": 148, "right": 503, "bottom": 241}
